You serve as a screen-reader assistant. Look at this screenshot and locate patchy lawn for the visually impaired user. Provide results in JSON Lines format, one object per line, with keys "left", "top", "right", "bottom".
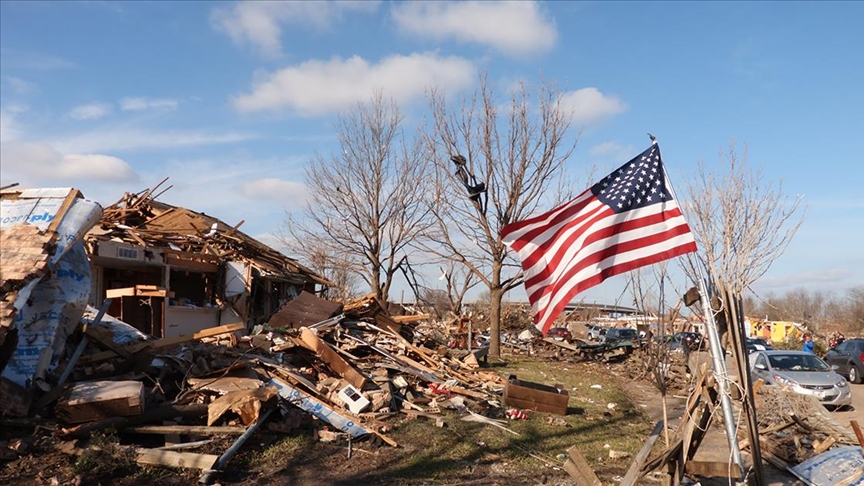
{"left": 0, "top": 356, "right": 664, "bottom": 486}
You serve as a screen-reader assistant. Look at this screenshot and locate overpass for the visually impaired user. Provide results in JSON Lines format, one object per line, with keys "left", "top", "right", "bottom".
{"left": 505, "top": 301, "right": 640, "bottom": 317}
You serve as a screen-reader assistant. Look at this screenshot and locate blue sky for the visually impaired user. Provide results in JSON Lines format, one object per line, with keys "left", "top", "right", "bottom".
{"left": 2, "top": 1, "right": 862, "bottom": 306}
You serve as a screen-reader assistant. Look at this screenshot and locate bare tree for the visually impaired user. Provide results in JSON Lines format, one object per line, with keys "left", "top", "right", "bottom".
{"left": 422, "top": 75, "right": 578, "bottom": 356}
{"left": 683, "top": 141, "right": 805, "bottom": 299}
{"left": 282, "top": 92, "right": 431, "bottom": 302}
{"left": 305, "top": 246, "right": 358, "bottom": 301}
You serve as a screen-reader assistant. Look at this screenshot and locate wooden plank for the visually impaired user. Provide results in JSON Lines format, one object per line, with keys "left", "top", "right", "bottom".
{"left": 684, "top": 461, "right": 740, "bottom": 478}
{"left": 752, "top": 378, "right": 764, "bottom": 395}
{"left": 851, "top": 420, "right": 864, "bottom": 448}
{"left": 56, "top": 380, "right": 145, "bottom": 424}
{"left": 122, "top": 425, "right": 246, "bottom": 436}
{"left": 135, "top": 448, "right": 218, "bottom": 470}
{"left": 562, "top": 444, "right": 602, "bottom": 486}
{"left": 165, "top": 254, "right": 219, "bottom": 272}
{"left": 80, "top": 322, "right": 244, "bottom": 363}
{"left": 622, "top": 420, "right": 664, "bottom": 485}
{"left": 293, "top": 327, "right": 366, "bottom": 389}
{"left": 812, "top": 436, "right": 836, "bottom": 455}
{"left": 46, "top": 189, "right": 82, "bottom": 233}
{"left": 391, "top": 314, "right": 431, "bottom": 323}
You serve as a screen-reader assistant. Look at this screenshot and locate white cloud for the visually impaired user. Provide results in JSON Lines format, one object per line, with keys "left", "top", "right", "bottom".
{"left": 68, "top": 102, "right": 113, "bottom": 120}
{"left": 5, "top": 76, "right": 38, "bottom": 95}
{"left": 233, "top": 53, "right": 475, "bottom": 115}
{"left": 589, "top": 141, "right": 626, "bottom": 157}
{"left": 240, "top": 177, "right": 308, "bottom": 205}
{"left": 211, "top": 1, "right": 380, "bottom": 57}
{"left": 0, "top": 50, "right": 77, "bottom": 70}
{"left": 0, "top": 141, "right": 139, "bottom": 183}
{"left": 391, "top": 1, "right": 557, "bottom": 57}
{"left": 52, "top": 128, "right": 257, "bottom": 153}
{"left": 559, "top": 87, "right": 627, "bottom": 126}
{"left": 0, "top": 108, "right": 24, "bottom": 143}
{"left": 753, "top": 268, "right": 858, "bottom": 293}
{"left": 120, "top": 97, "right": 179, "bottom": 111}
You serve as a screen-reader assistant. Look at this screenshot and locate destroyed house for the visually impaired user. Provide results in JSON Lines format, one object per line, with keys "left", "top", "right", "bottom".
{"left": 85, "top": 189, "right": 330, "bottom": 338}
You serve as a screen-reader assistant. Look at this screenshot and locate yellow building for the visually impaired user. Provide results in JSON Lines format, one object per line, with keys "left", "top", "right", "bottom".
{"left": 747, "top": 317, "right": 806, "bottom": 343}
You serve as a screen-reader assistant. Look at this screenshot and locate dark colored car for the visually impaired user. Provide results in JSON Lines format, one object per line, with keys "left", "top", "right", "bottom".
{"left": 823, "top": 338, "right": 864, "bottom": 384}
{"left": 746, "top": 337, "right": 774, "bottom": 353}
{"left": 673, "top": 332, "right": 703, "bottom": 350}
{"left": 546, "top": 327, "right": 572, "bottom": 341}
{"left": 601, "top": 328, "right": 639, "bottom": 344}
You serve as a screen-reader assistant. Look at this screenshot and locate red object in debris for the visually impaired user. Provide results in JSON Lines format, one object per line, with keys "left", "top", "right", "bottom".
{"left": 428, "top": 383, "right": 452, "bottom": 397}
{"left": 505, "top": 408, "right": 529, "bottom": 420}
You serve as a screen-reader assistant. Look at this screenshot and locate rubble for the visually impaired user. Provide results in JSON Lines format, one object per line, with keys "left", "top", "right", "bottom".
{"left": 4, "top": 184, "right": 858, "bottom": 485}
{"left": 0, "top": 284, "right": 520, "bottom": 482}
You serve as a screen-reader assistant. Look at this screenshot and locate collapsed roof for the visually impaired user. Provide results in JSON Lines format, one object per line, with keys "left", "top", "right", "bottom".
{"left": 85, "top": 178, "right": 332, "bottom": 288}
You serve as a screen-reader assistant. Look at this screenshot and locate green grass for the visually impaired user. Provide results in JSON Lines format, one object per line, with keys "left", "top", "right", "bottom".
{"left": 223, "top": 356, "right": 658, "bottom": 485}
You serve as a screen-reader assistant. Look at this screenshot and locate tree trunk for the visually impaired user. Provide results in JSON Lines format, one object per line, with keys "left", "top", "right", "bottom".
{"left": 489, "top": 287, "right": 503, "bottom": 357}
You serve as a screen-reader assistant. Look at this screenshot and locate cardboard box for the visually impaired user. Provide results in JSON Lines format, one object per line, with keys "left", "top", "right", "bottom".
{"left": 503, "top": 375, "right": 569, "bottom": 415}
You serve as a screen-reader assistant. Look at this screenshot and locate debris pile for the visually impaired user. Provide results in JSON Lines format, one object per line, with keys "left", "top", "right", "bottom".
{"left": 1, "top": 291, "right": 520, "bottom": 483}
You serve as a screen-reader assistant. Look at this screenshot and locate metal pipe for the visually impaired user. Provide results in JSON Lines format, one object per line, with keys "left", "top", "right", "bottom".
{"left": 696, "top": 268, "right": 744, "bottom": 479}
{"left": 199, "top": 407, "right": 274, "bottom": 484}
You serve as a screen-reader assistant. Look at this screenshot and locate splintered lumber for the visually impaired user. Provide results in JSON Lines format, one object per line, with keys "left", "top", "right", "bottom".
{"left": 622, "top": 420, "right": 664, "bottom": 485}
{"left": 562, "top": 444, "right": 602, "bottom": 486}
{"left": 80, "top": 322, "right": 244, "bottom": 363}
{"left": 390, "top": 314, "right": 431, "bottom": 323}
{"left": 293, "top": 327, "right": 366, "bottom": 389}
{"left": 813, "top": 436, "right": 837, "bottom": 455}
{"left": 136, "top": 448, "right": 218, "bottom": 470}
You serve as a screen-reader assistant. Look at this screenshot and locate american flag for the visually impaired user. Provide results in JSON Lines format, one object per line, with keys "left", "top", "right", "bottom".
{"left": 501, "top": 143, "right": 697, "bottom": 335}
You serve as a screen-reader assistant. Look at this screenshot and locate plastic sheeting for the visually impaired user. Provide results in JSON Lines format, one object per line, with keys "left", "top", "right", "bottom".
{"left": 0, "top": 188, "right": 102, "bottom": 390}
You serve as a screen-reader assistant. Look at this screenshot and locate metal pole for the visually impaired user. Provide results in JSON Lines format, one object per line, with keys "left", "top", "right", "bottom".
{"left": 695, "top": 266, "right": 744, "bottom": 479}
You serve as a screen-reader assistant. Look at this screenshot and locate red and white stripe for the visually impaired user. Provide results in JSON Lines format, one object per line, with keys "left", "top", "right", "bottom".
{"left": 502, "top": 172, "right": 696, "bottom": 335}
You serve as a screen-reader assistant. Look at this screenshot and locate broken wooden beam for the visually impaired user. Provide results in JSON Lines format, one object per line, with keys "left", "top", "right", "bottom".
{"left": 622, "top": 420, "right": 664, "bottom": 485}
{"left": 136, "top": 448, "right": 219, "bottom": 470}
{"left": 80, "top": 322, "right": 244, "bottom": 364}
{"left": 562, "top": 444, "right": 602, "bottom": 486}
{"left": 851, "top": 420, "right": 864, "bottom": 450}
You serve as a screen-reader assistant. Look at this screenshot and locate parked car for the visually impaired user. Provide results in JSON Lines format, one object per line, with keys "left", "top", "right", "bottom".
{"left": 601, "top": 328, "right": 639, "bottom": 344}
{"left": 547, "top": 327, "right": 572, "bottom": 342}
{"left": 745, "top": 337, "right": 774, "bottom": 353}
{"left": 750, "top": 350, "right": 852, "bottom": 408}
{"left": 823, "top": 338, "right": 864, "bottom": 384}
{"left": 672, "top": 332, "right": 704, "bottom": 350}
{"left": 586, "top": 325, "right": 606, "bottom": 341}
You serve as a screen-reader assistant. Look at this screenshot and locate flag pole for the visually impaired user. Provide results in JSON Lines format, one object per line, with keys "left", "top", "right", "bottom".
{"left": 696, "top": 264, "right": 745, "bottom": 479}
{"left": 651, "top": 134, "right": 744, "bottom": 479}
